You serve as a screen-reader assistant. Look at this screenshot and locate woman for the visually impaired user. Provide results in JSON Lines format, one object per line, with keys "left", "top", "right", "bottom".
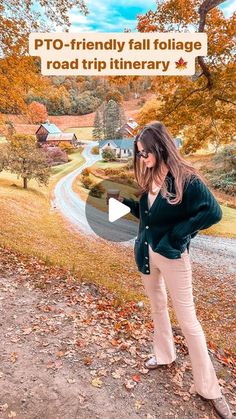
{"left": 118, "top": 122, "right": 233, "bottom": 419}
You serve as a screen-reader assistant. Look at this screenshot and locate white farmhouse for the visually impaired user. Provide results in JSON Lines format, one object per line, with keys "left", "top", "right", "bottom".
{"left": 99, "top": 138, "right": 134, "bottom": 159}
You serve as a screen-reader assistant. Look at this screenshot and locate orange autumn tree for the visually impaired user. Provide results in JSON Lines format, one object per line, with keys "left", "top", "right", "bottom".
{"left": 136, "top": 0, "right": 235, "bottom": 153}
{"left": 27, "top": 101, "right": 48, "bottom": 124}
{"left": 0, "top": 0, "right": 88, "bottom": 114}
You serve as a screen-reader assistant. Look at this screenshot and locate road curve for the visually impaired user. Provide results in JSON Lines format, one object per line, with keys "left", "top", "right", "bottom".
{"left": 53, "top": 142, "right": 138, "bottom": 241}
{"left": 53, "top": 143, "right": 236, "bottom": 280}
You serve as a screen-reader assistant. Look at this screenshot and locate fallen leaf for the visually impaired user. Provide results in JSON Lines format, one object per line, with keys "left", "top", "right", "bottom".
{"left": 22, "top": 327, "right": 32, "bottom": 335}
{"left": 112, "top": 371, "right": 121, "bottom": 379}
{"left": 67, "top": 378, "right": 76, "bottom": 384}
{"left": 8, "top": 412, "right": 17, "bottom": 418}
{"left": 91, "top": 377, "right": 103, "bottom": 388}
{"left": 124, "top": 379, "right": 136, "bottom": 390}
{"left": 0, "top": 404, "right": 8, "bottom": 412}
{"left": 135, "top": 400, "right": 143, "bottom": 410}
{"left": 10, "top": 352, "right": 18, "bottom": 363}
{"left": 132, "top": 374, "right": 141, "bottom": 383}
{"left": 139, "top": 367, "right": 149, "bottom": 375}
{"left": 83, "top": 356, "right": 93, "bottom": 366}
{"left": 56, "top": 351, "right": 65, "bottom": 358}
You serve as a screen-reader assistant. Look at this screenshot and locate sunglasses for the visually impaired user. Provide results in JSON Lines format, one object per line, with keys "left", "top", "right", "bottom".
{"left": 136, "top": 150, "right": 150, "bottom": 159}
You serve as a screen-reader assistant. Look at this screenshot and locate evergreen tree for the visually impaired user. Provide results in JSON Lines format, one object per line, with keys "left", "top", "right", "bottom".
{"left": 115, "top": 105, "right": 126, "bottom": 139}
{"left": 92, "top": 110, "right": 103, "bottom": 141}
{"left": 103, "top": 99, "right": 126, "bottom": 140}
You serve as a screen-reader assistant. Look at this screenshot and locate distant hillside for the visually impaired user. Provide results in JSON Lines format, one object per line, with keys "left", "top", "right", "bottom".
{"left": 1, "top": 93, "right": 155, "bottom": 134}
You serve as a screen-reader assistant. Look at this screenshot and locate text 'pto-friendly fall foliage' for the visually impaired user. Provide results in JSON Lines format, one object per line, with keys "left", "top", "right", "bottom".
{"left": 29, "top": 32, "right": 207, "bottom": 76}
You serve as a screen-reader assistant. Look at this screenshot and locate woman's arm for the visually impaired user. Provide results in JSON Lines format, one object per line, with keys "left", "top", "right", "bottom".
{"left": 169, "top": 177, "right": 222, "bottom": 249}
{"left": 121, "top": 197, "right": 140, "bottom": 219}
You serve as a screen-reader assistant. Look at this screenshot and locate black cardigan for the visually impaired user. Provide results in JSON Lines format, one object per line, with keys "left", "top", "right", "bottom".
{"left": 122, "top": 171, "right": 222, "bottom": 275}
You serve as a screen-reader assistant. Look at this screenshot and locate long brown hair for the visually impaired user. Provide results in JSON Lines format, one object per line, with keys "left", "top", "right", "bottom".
{"left": 134, "top": 121, "right": 207, "bottom": 205}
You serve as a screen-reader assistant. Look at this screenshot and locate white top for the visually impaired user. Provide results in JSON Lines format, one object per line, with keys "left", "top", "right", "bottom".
{"left": 148, "top": 181, "right": 161, "bottom": 209}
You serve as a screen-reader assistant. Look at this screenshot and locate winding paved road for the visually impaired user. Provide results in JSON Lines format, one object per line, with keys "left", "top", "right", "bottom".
{"left": 53, "top": 142, "right": 138, "bottom": 242}
{"left": 53, "top": 143, "right": 236, "bottom": 281}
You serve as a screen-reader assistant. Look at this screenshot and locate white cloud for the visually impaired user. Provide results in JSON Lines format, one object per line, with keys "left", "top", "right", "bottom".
{"left": 219, "top": 1, "right": 236, "bottom": 17}
{"left": 69, "top": 0, "right": 235, "bottom": 33}
{"left": 69, "top": 0, "right": 155, "bottom": 32}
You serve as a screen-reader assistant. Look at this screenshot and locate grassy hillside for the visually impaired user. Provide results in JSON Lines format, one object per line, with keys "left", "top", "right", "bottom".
{"left": 0, "top": 150, "right": 143, "bottom": 303}
{"left": 64, "top": 126, "right": 94, "bottom": 141}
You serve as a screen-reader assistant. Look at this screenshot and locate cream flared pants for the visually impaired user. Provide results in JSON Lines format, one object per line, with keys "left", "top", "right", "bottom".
{"left": 140, "top": 244, "right": 222, "bottom": 399}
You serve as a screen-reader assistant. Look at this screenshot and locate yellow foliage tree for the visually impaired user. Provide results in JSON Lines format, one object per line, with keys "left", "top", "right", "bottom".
{"left": 3, "top": 134, "right": 51, "bottom": 189}
{"left": 0, "top": 1, "right": 88, "bottom": 114}
{"left": 135, "top": 0, "right": 235, "bottom": 153}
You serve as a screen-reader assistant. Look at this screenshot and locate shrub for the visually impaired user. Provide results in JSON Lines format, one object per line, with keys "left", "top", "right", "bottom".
{"left": 43, "top": 146, "right": 68, "bottom": 164}
{"left": 102, "top": 147, "right": 117, "bottom": 162}
{"left": 204, "top": 145, "right": 236, "bottom": 196}
{"left": 206, "top": 167, "right": 236, "bottom": 196}
{"left": 210, "top": 171, "right": 236, "bottom": 196}
{"left": 104, "top": 168, "right": 115, "bottom": 175}
{"left": 214, "top": 144, "right": 236, "bottom": 171}
{"left": 91, "top": 145, "right": 99, "bottom": 155}
{"left": 90, "top": 183, "right": 105, "bottom": 198}
{"left": 81, "top": 168, "right": 91, "bottom": 176}
{"left": 125, "top": 158, "right": 134, "bottom": 170}
{"left": 81, "top": 175, "right": 93, "bottom": 189}
{"left": 58, "top": 141, "right": 74, "bottom": 152}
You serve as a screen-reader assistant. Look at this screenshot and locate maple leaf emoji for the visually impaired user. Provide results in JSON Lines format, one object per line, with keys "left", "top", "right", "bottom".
{"left": 175, "top": 57, "right": 187, "bottom": 70}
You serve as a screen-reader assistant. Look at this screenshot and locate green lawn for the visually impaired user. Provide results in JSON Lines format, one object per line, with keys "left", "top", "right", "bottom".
{"left": 204, "top": 205, "right": 236, "bottom": 238}
{"left": 64, "top": 127, "right": 94, "bottom": 142}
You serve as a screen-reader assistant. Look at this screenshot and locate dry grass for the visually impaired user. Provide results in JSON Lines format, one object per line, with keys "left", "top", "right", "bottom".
{"left": 64, "top": 126, "right": 94, "bottom": 141}
{"left": 0, "top": 152, "right": 142, "bottom": 303}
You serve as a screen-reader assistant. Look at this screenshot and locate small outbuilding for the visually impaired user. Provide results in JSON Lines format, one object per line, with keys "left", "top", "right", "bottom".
{"left": 99, "top": 138, "right": 134, "bottom": 159}
{"left": 46, "top": 133, "right": 79, "bottom": 147}
{"left": 116, "top": 117, "right": 138, "bottom": 138}
{"left": 35, "top": 122, "right": 61, "bottom": 143}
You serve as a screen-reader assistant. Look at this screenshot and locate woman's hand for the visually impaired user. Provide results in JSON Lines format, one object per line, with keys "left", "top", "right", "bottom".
{"left": 106, "top": 195, "right": 124, "bottom": 205}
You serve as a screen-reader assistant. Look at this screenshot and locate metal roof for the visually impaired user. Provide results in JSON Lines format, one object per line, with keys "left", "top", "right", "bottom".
{"left": 126, "top": 120, "right": 138, "bottom": 130}
{"left": 99, "top": 138, "right": 134, "bottom": 150}
{"left": 41, "top": 123, "right": 61, "bottom": 134}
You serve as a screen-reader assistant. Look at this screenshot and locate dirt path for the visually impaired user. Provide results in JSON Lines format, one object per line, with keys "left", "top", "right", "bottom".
{"left": 0, "top": 247, "right": 235, "bottom": 419}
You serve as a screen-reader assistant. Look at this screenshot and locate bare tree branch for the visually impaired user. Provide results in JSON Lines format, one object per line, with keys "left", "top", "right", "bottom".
{"left": 162, "top": 86, "right": 208, "bottom": 119}
{"left": 215, "top": 97, "right": 236, "bottom": 105}
{"left": 198, "top": 0, "right": 227, "bottom": 89}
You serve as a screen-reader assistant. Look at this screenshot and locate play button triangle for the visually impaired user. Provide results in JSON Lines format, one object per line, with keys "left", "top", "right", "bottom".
{"left": 108, "top": 198, "right": 130, "bottom": 223}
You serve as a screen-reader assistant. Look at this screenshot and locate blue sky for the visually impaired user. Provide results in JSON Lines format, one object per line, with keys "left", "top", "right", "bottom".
{"left": 69, "top": 0, "right": 235, "bottom": 32}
